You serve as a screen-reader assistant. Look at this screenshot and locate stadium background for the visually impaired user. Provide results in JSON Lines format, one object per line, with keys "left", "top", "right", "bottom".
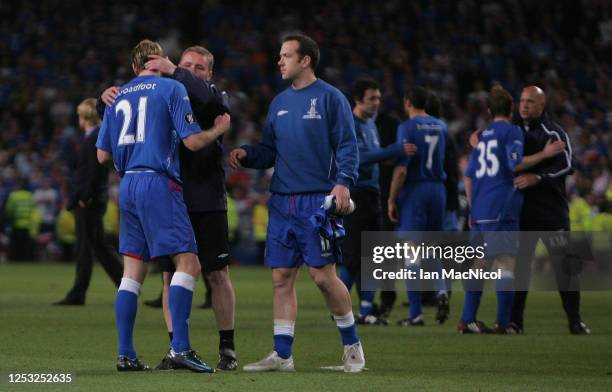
{"left": 1, "top": 0, "right": 610, "bottom": 262}
{"left": 0, "top": 1, "right": 611, "bottom": 390}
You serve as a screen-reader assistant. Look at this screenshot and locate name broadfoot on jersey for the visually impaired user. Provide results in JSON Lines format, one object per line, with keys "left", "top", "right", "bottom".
{"left": 302, "top": 98, "right": 322, "bottom": 119}
{"left": 373, "top": 268, "right": 503, "bottom": 281}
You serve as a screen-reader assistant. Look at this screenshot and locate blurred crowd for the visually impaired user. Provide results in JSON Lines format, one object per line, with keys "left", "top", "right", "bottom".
{"left": 0, "top": 0, "right": 610, "bottom": 262}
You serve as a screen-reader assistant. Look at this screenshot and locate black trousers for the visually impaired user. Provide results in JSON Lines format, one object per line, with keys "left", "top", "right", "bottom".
{"left": 9, "top": 228, "right": 33, "bottom": 261}
{"left": 512, "top": 227, "right": 582, "bottom": 327}
{"left": 66, "top": 204, "right": 122, "bottom": 300}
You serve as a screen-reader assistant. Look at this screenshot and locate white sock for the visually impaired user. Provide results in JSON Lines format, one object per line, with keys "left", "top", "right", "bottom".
{"left": 170, "top": 272, "right": 196, "bottom": 291}
{"left": 273, "top": 319, "right": 295, "bottom": 337}
{"left": 118, "top": 278, "right": 141, "bottom": 295}
{"left": 333, "top": 311, "right": 355, "bottom": 328}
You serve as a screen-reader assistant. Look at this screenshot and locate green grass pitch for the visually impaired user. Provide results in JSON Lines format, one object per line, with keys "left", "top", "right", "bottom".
{"left": 1, "top": 263, "right": 611, "bottom": 391}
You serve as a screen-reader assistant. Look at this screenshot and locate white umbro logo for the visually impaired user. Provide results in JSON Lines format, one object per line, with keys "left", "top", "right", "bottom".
{"left": 277, "top": 110, "right": 289, "bottom": 116}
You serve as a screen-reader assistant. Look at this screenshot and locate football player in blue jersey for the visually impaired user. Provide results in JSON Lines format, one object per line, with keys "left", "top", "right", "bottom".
{"left": 388, "top": 86, "right": 450, "bottom": 326}
{"left": 101, "top": 45, "right": 239, "bottom": 370}
{"left": 96, "top": 40, "right": 231, "bottom": 372}
{"left": 460, "top": 85, "right": 524, "bottom": 334}
{"left": 229, "top": 34, "right": 364, "bottom": 373}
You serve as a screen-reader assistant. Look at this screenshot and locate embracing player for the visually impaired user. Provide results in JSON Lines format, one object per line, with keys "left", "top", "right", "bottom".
{"left": 461, "top": 85, "right": 523, "bottom": 334}
{"left": 96, "top": 39, "right": 230, "bottom": 372}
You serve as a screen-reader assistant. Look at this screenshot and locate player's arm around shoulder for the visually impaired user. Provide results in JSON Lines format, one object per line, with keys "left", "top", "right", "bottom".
{"left": 182, "top": 113, "right": 231, "bottom": 151}
{"left": 164, "top": 79, "right": 231, "bottom": 151}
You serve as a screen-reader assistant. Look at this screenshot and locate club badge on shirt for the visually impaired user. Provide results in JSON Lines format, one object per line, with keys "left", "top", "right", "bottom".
{"left": 303, "top": 98, "right": 322, "bottom": 120}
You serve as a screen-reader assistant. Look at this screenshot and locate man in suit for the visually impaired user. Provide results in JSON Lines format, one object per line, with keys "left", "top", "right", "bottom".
{"left": 54, "top": 98, "right": 123, "bottom": 305}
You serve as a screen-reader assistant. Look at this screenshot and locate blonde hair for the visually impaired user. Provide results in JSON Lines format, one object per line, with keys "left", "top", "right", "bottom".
{"left": 77, "top": 98, "right": 100, "bottom": 126}
{"left": 131, "top": 39, "right": 164, "bottom": 70}
{"left": 182, "top": 45, "right": 214, "bottom": 70}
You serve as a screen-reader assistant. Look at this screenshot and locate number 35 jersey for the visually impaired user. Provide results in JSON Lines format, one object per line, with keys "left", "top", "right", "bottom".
{"left": 466, "top": 120, "right": 524, "bottom": 223}
{"left": 396, "top": 115, "right": 448, "bottom": 184}
{"left": 96, "top": 75, "right": 202, "bottom": 183}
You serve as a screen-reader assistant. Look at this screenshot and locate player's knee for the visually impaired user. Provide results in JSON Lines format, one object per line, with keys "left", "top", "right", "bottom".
{"left": 311, "top": 271, "right": 333, "bottom": 293}
{"left": 208, "top": 269, "right": 229, "bottom": 287}
{"left": 272, "top": 269, "right": 294, "bottom": 291}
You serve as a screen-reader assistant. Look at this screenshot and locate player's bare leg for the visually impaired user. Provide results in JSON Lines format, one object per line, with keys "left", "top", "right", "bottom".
{"left": 309, "top": 264, "right": 365, "bottom": 373}
{"left": 209, "top": 266, "right": 238, "bottom": 370}
{"left": 209, "top": 267, "right": 236, "bottom": 331}
{"left": 308, "top": 264, "right": 351, "bottom": 315}
{"left": 161, "top": 271, "right": 172, "bottom": 335}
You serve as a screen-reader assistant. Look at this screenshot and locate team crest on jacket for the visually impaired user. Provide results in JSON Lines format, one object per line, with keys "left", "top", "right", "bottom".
{"left": 302, "top": 98, "right": 322, "bottom": 119}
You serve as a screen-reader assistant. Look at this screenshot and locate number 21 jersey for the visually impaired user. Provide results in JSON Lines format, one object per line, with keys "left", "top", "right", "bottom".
{"left": 96, "top": 75, "right": 201, "bottom": 183}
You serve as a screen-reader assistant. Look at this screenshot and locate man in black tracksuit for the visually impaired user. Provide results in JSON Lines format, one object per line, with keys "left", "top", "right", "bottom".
{"left": 56, "top": 98, "right": 123, "bottom": 305}
{"left": 100, "top": 46, "right": 238, "bottom": 368}
{"left": 511, "top": 86, "right": 590, "bottom": 335}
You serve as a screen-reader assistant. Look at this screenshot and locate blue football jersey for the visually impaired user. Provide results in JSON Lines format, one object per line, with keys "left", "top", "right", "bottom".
{"left": 396, "top": 115, "right": 448, "bottom": 183}
{"left": 466, "top": 120, "right": 524, "bottom": 222}
{"left": 96, "top": 75, "right": 201, "bottom": 182}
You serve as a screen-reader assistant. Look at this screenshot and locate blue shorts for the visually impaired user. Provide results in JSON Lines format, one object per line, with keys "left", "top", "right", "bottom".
{"left": 119, "top": 173, "right": 197, "bottom": 261}
{"left": 397, "top": 181, "right": 446, "bottom": 232}
{"left": 471, "top": 221, "right": 519, "bottom": 258}
{"left": 265, "top": 193, "right": 340, "bottom": 269}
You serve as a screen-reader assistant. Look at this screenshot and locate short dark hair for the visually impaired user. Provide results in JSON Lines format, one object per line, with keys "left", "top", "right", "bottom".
{"left": 488, "top": 85, "right": 513, "bottom": 117}
{"left": 425, "top": 91, "right": 442, "bottom": 117}
{"left": 283, "top": 33, "right": 320, "bottom": 70}
{"left": 351, "top": 77, "right": 380, "bottom": 102}
{"left": 404, "top": 86, "right": 428, "bottom": 110}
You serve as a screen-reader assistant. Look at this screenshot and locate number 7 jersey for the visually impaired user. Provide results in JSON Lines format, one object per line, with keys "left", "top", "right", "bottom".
{"left": 466, "top": 120, "right": 524, "bottom": 223}
{"left": 396, "top": 115, "right": 448, "bottom": 183}
{"left": 96, "top": 75, "right": 202, "bottom": 183}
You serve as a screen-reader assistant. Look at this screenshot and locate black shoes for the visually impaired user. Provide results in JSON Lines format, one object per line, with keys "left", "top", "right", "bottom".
{"left": 163, "top": 349, "right": 215, "bottom": 373}
{"left": 117, "top": 356, "right": 151, "bottom": 371}
{"left": 217, "top": 348, "right": 238, "bottom": 371}
{"left": 435, "top": 293, "right": 450, "bottom": 324}
{"left": 357, "top": 314, "right": 388, "bottom": 325}
{"left": 397, "top": 315, "right": 425, "bottom": 326}
{"left": 457, "top": 319, "right": 494, "bottom": 334}
{"left": 569, "top": 321, "right": 591, "bottom": 335}
{"left": 154, "top": 349, "right": 174, "bottom": 370}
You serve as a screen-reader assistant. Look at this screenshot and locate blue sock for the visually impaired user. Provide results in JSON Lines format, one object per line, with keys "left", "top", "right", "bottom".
{"left": 334, "top": 312, "right": 359, "bottom": 346}
{"left": 359, "top": 290, "right": 375, "bottom": 316}
{"left": 273, "top": 320, "right": 295, "bottom": 359}
{"left": 461, "top": 291, "right": 483, "bottom": 323}
{"left": 273, "top": 335, "right": 294, "bottom": 359}
{"left": 496, "top": 271, "right": 515, "bottom": 327}
{"left": 339, "top": 266, "right": 354, "bottom": 291}
{"left": 115, "top": 278, "right": 141, "bottom": 359}
{"left": 169, "top": 272, "right": 195, "bottom": 353}
{"left": 408, "top": 291, "right": 422, "bottom": 320}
